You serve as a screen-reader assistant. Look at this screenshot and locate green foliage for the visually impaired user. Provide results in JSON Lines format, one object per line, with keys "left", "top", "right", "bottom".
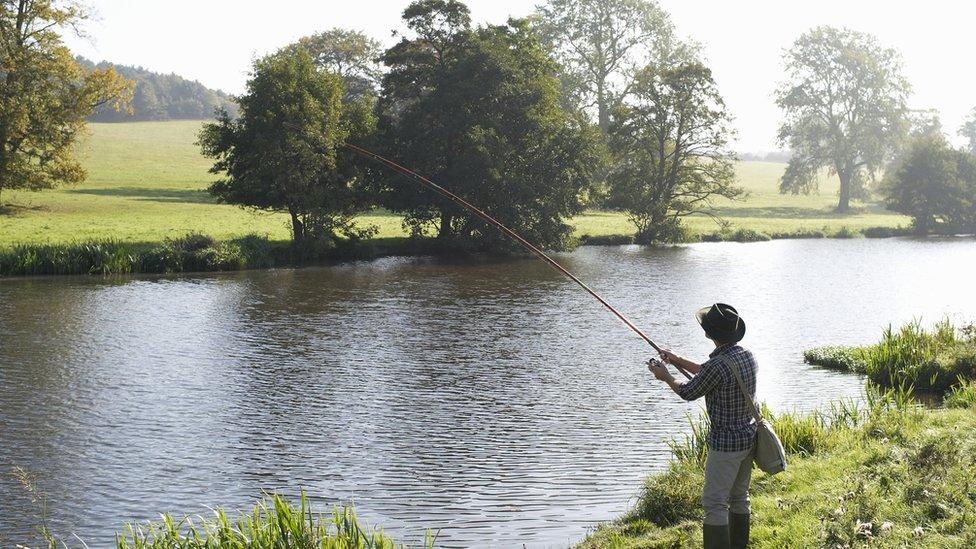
{"left": 288, "top": 29, "right": 383, "bottom": 101}
{"left": 0, "top": 234, "right": 276, "bottom": 276}
{"left": 632, "top": 459, "right": 704, "bottom": 528}
{"left": 776, "top": 26, "right": 910, "bottom": 213}
{"left": 861, "top": 320, "right": 972, "bottom": 392}
{"left": 700, "top": 226, "right": 771, "bottom": 243}
{"left": 199, "top": 47, "right": 376, "bottom": 246}
{"left": 76, "top": 57, "right": 238, "bottom": 122}
{"left": 880, "top": 135, "right": 976, "bottom": 235}
{"left": 961, "top": 107, "right": 976, "bottom": 156}
{"left": 378, "top": 5, "right": 601, "bottom": 251}
{"left": 535, "top": 0, "right": 676, "bottom": 135}
{"left": 0, "top": 0, "right": 132, "bottom": 203}
{"left": 805, "top": 320, "right": 976, "bottom": 394}
{"left": 115, "top": 492, "right": 432, "bottom": 549}
{"left": 608, "top": 58, "right": 742, "bottom": 243}
{"left": 804, "top": 346, "right": 869, "bottom": 373}
{"left": 944, "top": 379, "right": 976, "bottom": 409}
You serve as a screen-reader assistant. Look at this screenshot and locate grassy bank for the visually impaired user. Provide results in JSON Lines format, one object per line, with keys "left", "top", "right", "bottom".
{"left": 577, "top": 381, "right": 976, "bottom": 548}
{"left": 805, "top": 320, "right": 976, "bottom": 392}
{"left": 578, "top": 321, "right": 976, "bottom": 548}
{"left": 0, "top": 121, "right": 909, "bottom": 249}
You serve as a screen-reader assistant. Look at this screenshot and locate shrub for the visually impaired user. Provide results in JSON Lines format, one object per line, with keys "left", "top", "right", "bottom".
{"left": 831, "top": 225, "right": 861, "bottom": 238}
{"left": 804, "top": 346, "right": 868, "bottom": 373}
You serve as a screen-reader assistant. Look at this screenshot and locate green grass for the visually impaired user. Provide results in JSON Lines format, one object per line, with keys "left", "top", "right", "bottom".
{"left": 0, "top": 121, "right": 909, "bottom": 248}
{"left": 576, "top": 385, "right": 976, "bottom": 548}
{"left": 805, "top": 320, "right": 976, "bottom": 393}
{"left": 22, "top": 491, "right": 431, "bottom": 549}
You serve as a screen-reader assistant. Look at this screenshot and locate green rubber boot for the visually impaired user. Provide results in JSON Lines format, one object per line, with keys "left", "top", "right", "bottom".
{"left": 730, "top": 512, "right": 750, "bottom": 549}
{"left": 703, "top": 523, "right": 731, "bottom": 549}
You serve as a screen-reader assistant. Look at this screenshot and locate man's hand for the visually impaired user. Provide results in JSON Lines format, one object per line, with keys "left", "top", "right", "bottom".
{"left": 647, "top": 358, "right": 674, "bottom": 382}
{"left": 659, "top": 348, "right": 679, "bottom": 364}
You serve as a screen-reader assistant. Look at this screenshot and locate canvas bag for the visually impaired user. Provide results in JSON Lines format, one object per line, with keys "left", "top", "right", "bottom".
{"left": 720, "top": 356, "right": 787, "bottom": 475}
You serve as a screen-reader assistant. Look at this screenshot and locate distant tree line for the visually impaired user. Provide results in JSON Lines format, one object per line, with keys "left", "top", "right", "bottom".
{"left": 6, "top": 0, "right": 975, "bottom": 243}
{"left": 75, "top": 57, "right": 238, "bottom": 122}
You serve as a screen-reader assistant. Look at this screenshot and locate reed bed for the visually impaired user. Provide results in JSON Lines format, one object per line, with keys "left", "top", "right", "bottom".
{"left": 112, "top": 493, "right": 433, "bottom": 549}
{"left": 805, "top": 320, "right": 976, "bottom": 393}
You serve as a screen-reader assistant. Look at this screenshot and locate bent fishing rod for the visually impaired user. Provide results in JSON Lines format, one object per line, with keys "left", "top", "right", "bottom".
{"left": 345, "top": 143, "right": 692, "bottom": 380}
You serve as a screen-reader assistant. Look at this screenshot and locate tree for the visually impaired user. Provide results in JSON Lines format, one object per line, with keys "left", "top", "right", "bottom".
{"left": 608, "top": 60, "right": 742, "bottom": 243}
{"left": 378, "top": 1, "right": 601, "bottom": 250}
{"left": 881, "top": 135, "right": 976, "bottom": 234}
{"left": 288, "top": 28, "right": 382, "bottom": 101}
{"left": 198, "top": 48, "right": 376, "bottom": 245}
{"left": 776, "top": 26, "right": 910, "bottom": 213}
{"left": 0, "top": 0, "right": 131, "bottom": 205}
{"left": 961, "top": 108, "right": 976, "bottom": 155}
{"left": 535, "top": 0, "right": 678, "bottom": 136}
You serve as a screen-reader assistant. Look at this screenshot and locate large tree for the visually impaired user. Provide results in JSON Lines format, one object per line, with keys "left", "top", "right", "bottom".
{"left": 961, "top": 108, "right": 976, "bottom": 156}
{"left": 881, "top": 135, "right": 976, "bottom": 234}
{"left": 776, "top": 26, "right": 910, "bottom": 213}
{"left": 288, "top": 28, "right": 382, "bottom": 101}
{"left": 535, "top": 0, "right": 677, "bottom": 136}
{"left": 608, "top": 59, "right": 742, "bottom": 243}
{"left": 0, "top": 0, "right": 131, "bottom": 205}
{"left": 199, "top": 48, "right": 376, "bottom": 245}
{"left": 378, "top": 0, "right": 601, "bottom": 250}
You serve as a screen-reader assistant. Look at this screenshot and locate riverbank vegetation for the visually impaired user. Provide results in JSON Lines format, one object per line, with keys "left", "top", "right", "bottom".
{"left": 805, "top": 319, "right": 976, "bottom": 393}
{"left": 577, "top": 335, "right": 976, "bottom": 549}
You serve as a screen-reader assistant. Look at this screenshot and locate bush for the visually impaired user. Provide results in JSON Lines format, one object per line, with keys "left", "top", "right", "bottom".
{"left": 701, "top": 227, "right": 771, "bottom": 242}
{"left": 862, "top": 226, "right": 910, "bottom": 238}
{"left": 804, "top": 346, "right": 868, "bottom": 373}
{"left": 831, "top": 225, "right": 861, "bottom": 238}
{"left": 631, "top": 459, "right": 704, "bottom": 527}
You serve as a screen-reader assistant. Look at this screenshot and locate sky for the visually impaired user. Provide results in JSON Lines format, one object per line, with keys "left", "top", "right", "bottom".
{"left": 62, "top": 0, "right": 976, "bottom": 152}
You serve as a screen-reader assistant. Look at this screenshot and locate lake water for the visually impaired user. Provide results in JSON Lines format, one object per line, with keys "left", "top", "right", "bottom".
{"left": 1, "top": 238, "right": 975, "bottom": 547}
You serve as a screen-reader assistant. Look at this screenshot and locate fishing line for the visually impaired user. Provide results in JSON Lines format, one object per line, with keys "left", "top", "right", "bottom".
{"left": 345, "top": 143, "right": 692, "bottom": 380}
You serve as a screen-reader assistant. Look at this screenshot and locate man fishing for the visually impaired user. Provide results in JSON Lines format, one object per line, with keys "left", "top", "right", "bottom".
{"left": 647, "top": 303, "right": 757, "bottom": 549}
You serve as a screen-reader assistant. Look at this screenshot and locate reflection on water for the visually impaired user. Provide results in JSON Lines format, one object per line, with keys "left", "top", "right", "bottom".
{"left": 1, "top": 238, "right": 974, "bottom": 547}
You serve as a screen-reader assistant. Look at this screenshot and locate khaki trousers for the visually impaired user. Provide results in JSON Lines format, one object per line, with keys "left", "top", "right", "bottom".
{"left": 702, "top": 445, "right": 754, "bottom": 525}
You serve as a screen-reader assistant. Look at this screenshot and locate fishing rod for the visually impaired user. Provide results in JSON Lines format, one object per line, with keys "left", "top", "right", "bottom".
{"left": 344, "top": 143, "right": 692, "bottom": 381}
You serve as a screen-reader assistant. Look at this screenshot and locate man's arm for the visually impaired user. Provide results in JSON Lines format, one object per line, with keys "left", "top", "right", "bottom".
{"left": 648, "top": 358, "right": 721, "bottom": 401}
{"left": 659, "top": 349, "right": 702, "bottom": 374}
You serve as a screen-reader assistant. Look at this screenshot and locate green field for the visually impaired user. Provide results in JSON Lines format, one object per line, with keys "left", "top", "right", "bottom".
{"left": 0, "top": 121, "right": 908, "bottom": 247}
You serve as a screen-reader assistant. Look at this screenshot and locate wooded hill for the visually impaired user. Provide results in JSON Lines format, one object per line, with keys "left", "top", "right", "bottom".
{"left": 76, "top": 57, "right": 238, "bottom": 122}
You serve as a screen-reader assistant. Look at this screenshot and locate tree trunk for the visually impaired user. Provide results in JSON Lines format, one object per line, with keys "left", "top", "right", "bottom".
{"left": 437, "top": 210, "right": 454, "bottom": 240}
{"left": 597, "top": 84, "right": 609, "bottom": 136}
{"left": 289, "top": 209, "right": 305, "bottom": 244}
{"left": 836, "top": 169, "right": 852, "bottom": 213}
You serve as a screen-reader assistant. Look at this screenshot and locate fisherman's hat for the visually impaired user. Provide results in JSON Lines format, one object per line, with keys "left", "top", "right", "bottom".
{"left": 696, "top": 303, "right": 746, "bottom": 343}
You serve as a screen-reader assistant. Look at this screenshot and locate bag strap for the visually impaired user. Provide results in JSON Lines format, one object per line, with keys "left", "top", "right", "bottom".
{"left": 718, "top": 355, "right": 764, "bottom": 423}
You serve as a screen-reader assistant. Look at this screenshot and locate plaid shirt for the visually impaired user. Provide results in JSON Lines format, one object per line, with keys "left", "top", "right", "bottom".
{"left": 676, "top": 344, "right": 758, "bottom": 452}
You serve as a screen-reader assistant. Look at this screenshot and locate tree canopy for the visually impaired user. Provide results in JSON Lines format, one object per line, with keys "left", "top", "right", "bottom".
{"left": 287, "top": 28, "right": 382, "bottom": 101}
{"left": 199, "top": 48, "right": 376, "bottom": 245}
{"left": 0, "top": 0, "right": 131, "bottom": 204}
{"left": 377, "top": 1, "right": 601, "bottom": 250}
{"left": 881, "top": 135, "right": 976, "bottom": 234}
{"left": 776, "top": 26, "right": 910, "bottom": 213}
{"left": 961, "top": 108, "right": 976, "bottom": 156}
{"left": 608, "top": 57, "right": 741, "bottom": 243}
{"left": 77, "top": 57, "right": 238, "bottom": 122}
{"left": 535, "top": 0, "right": 678, "bottom": 136}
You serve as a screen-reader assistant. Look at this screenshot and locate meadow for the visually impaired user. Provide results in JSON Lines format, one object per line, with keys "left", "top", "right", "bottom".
{"left": 0, "top": 121, "right": 909, "bottom": 248}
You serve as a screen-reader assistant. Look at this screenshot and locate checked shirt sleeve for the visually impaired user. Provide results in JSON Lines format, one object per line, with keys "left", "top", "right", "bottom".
{"left": 675, "top": 359, "right": 723, "bottom": 401}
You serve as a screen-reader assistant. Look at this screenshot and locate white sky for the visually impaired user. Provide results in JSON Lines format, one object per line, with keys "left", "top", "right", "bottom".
{"left": 63, "top": 0, "right": 976, "bottom": 152}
